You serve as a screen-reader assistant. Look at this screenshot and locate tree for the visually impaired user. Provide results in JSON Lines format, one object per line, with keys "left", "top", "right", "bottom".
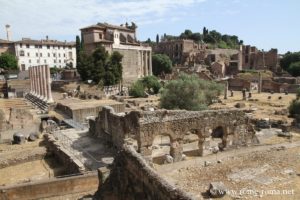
{"left": 0, "top": 53, "right": 18, "bottom": 71}
{"left": 76, "top": 45, "right": 123, "bottom": 85}
{"left": 289, "top": 99, "right": 300, "bottom": 116}
{"left": 76, "top": 35, "right": 82, "bottom": 64}
{"left": 288, "top": 61, "right": 300, "bottom": 77}
{"left": 152, "top": 54, "right": 172, "bottom": 76}
{"left": 160, "top": 73, "right": 223, "bottom": 111}
{"left": 156, "top": 34, "right": 159, "bottom": 44}
{"left": 280, "top": 52, "right": 300, "bottom": 76}
{"left": 141, "top": 75, "right": 161, "bottom": 94}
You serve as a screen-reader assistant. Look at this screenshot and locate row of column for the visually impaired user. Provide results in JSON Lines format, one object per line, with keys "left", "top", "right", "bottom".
{"left": 141, "top": 51, "right": 152, "bottom": 76}
{"left": 29, "top": 65, "right": 53, "bottom": 103}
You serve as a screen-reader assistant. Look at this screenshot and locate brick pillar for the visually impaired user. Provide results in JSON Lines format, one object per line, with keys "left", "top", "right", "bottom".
{"left": 46, "top": 65, "right": 54, "bottom": 103}
{"left": 258, "top": 71, "right": 262, "bottom": 93}
{"left": 170, "top": 141, "right": 183, "bottom": 162}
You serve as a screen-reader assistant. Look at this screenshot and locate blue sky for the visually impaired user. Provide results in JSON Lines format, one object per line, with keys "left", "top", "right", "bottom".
{"left": 0, "top": 0, "right": 299, "bottom": 53}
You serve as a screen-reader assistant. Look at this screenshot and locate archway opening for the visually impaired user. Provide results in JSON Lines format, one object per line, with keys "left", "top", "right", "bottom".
{"left": 151, "top": 134, "right": 171, "bottom": 164}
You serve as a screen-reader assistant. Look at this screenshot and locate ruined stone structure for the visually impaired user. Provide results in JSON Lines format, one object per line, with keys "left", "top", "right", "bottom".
{"left": 90, "top": 107, "right": 256, "bottom": 162}
{"left": 241, "top": 45, "right": 278, "bottom": 72}
{"left": 28, "top": 65, "right": 53, "bottom": 103}
{"left": 154, "top": 39, "right": 206, "bottom": 66}
{"left": 0, "top": 39, "right": 14, "bottom": 55}
{"left": 81, "top": 22, "right": 152, "bottom": 84}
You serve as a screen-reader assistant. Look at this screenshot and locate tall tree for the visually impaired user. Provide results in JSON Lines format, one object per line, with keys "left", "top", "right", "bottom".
{"left": 0, "top": 53, "right": 18, "bottom": 71}
{"left": 156, "top": 34, "right": 159, "bottom": 44}
{"left": 152, "top": 54, "right": 172, "bottom": 76}
{"left": 75, "top": 35, "right": 81, "bottom": 65}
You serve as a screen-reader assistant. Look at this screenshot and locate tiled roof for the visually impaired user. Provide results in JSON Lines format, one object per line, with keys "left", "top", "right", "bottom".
{"left": 14, "top": 39, "right": 75, "bottom": 46}
{"left": 81, "top": 22, "right": 135, "bottom": 32}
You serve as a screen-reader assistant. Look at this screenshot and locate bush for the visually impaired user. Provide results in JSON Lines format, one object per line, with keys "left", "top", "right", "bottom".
{"left": 289, "top": 99, "right": 300, "bottom": 116}
{"left": 160, "top": 73, "right": 223, "bottom": 111}
{"left": 152, "top": 54, "right": 172, "bottom": 76}
{"left": 296, "top": 88, "right": 300, "bottom": 99}
{"left": 129, "top": 81, "right": 145, "bottom": 98}
{"left": 141, "top": 75, "right": 161, "bottom": 94}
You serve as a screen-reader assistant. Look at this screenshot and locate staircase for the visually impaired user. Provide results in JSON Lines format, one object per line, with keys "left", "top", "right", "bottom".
{"left": 25, "top": 93, "right": 49, "bottom": 111}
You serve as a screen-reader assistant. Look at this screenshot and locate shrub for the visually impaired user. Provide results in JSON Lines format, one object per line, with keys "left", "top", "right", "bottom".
{"left": 141, "top": 75, "right": 161, "bottom": 94}
{"left": 289, "top": 99, "right": 300, "bottom": 116}
{"left": 129, "top": 80, "right": 145, "bottom": 98}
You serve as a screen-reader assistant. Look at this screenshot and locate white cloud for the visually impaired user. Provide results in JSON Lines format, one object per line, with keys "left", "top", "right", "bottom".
{"left": 0, "top": 0, "right": 206, "bottom": 41}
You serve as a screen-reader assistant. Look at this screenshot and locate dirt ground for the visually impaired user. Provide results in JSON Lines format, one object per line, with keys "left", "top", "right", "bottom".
{"left": 159, "top": 142, "right": 300, "bottom": 200}
{"left": 211, "top": 91, "right": 295, "bottom": 124}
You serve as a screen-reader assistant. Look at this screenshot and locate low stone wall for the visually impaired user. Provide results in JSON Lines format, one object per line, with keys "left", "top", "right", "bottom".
{"left": 44, "top": 134, "right": 84, "bottom": 174}
{"left": 0, "top": 147, "right": 47, "bottom": 169}
{"left": 96, "top": 145, "right": 195, "bottom": 200}
{"left": 0, "top": 172, "right": 98, "bottom": 200}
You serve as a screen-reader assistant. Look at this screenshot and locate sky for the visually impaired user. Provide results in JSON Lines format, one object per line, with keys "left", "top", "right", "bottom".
{"left": 0, "top": 0, "right": 299, "bottom": 54}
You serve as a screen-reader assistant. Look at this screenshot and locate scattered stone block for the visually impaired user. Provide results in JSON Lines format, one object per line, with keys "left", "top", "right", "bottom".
{"left": 235, "top": 102, "right": 246, "bottom": 108}
{"left": 209, "top": 182, "right": 227, "bottom": 198}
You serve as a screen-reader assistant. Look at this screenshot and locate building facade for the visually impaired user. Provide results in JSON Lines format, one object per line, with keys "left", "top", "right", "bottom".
{"left": 0, "top": 39, "right": 14, "bottom": 55}
{"left": 80, "top": 22, "right": 152, "bottom": 84}
{"left": 14, "top": 38, "right": 76, "bottom": 71}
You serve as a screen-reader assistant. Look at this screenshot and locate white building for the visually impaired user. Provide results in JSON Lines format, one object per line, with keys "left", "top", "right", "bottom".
{"left": 14, "top": 37, "right": 76, "bottom": 71}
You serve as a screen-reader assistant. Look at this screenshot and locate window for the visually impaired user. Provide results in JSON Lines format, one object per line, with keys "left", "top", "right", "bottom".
{"left": 59, "top": 60, "right": 61, "bottom": 63}
{"left": 58, "top": 53, "right": 60, "bottom": 57}
{"left": 48, "top": 53, "right": 50, "bottom": 57}
{"left": 63, "top": 46, "right": 65, "bottom": 49}
{"left": 68, "top": 46, "right": 72, "bottom": 49}
{"left": 99, "top": 33, "right": 103, "bottom": 39}
{"left": 21, "top": 64, "right": 25, "bottom": 71}
{"left": 39, "top": 45, "right": 42, "bottom": 49}
{"left": 37, "top": 59, "right": 40, "bottom": 63}
{"left": 44, "top": 60, "right": 47, "bottom": 64}
{"left": 20, "top": 50, "right": 25, "bottom": 56}
{"left": 64, "top": 53, "right": 66, "bottom": 57}
{"left": 27, "top": 52, "right": 30, "bottom": 56}
{"left": 20, "top": 44, "right": 23, "bottom": 48}
{"left": 64, "top": 60, "right": 66, "bottom": 63}
{"left": 58, "top": 46, "right": 60, "bottom": 49}
{"left": 40, "top": 53, "right": 42, "bottom": 57}
{"left": 54, "top": 60, "right": 56, "bottom": 63}
{"left": 26, "top": 44, "right": 30, "bottom": 48}
{"left": 35, "top": 45, "right": 38, "bottom": 48}
{"left": 47, "top": 45, "right": 50, "bottom": 49}
{"left": 53, "top": 53, "right": 56, "bottom": 57}
{"left": 68, "top": 52, "right": 73, "bottom": 59}
{"left": 36, "top": 53, "right": 38, "bottom": 57}
{"left": 29, "top": 59, "right": 31, "bottom": 63}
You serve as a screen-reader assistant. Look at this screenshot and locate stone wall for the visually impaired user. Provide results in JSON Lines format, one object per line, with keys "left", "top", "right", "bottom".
{"left": 228, "top": 78, "right": 251, "bottom": 91}
{"left": 96, "top": 145, "right": 195, "bottom": 200}
{"left": 0, "top": 172, "right": 98, "bottom": 200}
{"left": 90, "top": 107, "right": 256, "bottom": 162}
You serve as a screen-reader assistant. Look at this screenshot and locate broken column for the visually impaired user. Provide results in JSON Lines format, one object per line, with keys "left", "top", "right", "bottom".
{"left": 258, "top": 71, "right": 262, "bottom": 93}
{"left": 45, "top": 65, "right": 54, "bottom": 103}
{"left": 224, "top": 81, "right": 228, "bottom": 99}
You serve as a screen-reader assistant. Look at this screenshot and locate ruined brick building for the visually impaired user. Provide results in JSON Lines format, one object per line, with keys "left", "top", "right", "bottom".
{"left": 80, "top": 22, "right": 152, "bottom": 84}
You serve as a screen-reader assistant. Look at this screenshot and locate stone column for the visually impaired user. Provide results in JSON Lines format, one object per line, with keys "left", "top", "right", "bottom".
{"left": 141, "top": 51, "right": 144, "bottom": 76}
{"left": 224, "top": 81, "right": 228, "bottom": 99}
{"left": 145, "top": 51, "right": 148, "bottom": 76}
{"left": 140, "top": 51, "right": 144, "bottom": 77}
{"left": 258, "top": 71, "right": 262, "bottom": 93}
{"left": 34, "top": 66, "right": 39, "bottom": 96}
{"left": 149, "top": 51, "right": 152, "bottom": 75}
{"left": 39, "top": 66, "right": 43, "bottom": 98}
{"left": 46, "top": 65, "right": 54, "bottom": 103}
{"left": 29, "top": 67, "right": 33, "bottom": 93}
{"left": 42, "top": 65, "right": 47, "bottom": 100}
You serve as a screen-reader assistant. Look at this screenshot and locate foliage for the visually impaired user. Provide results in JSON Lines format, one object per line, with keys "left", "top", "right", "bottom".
{"left": 129, "top": 80, "right": 145, "bottom": 98}
{"left": 76, "top": 35, "right": 82, "bottom": 65}
{"left": 296, "top": 88, "right": 300, "bottom": 99}
{"left": 280, "top": 52, "right": 300, "bottom": 71}
{"left": 288, "top": 61, "right": 300, "bottom": 77}
{"left": 76, "top": 45, "right": 123, "bottom": 85}
{"left": 0, "top": 53, "right": 18, "bottom": 71}
{"left": 141, "top": 75, "right": 161, "bottom": 94}
{"left": 152, "top": 54, "right": 172, "bottom": 76}
{"left": 289, "top": 99, "right": 300, "bottom": 116}
{"left": 160, "top": 73, "right": 223, "bottom": 110}
{"left": 50, "top": 66, "right": 63, "bottom": 74}
{"left": 162, "top": 27, "right": 243, "bottom": 49}
{"left": 129, "top": 75, "right": 161, "bottom": 98}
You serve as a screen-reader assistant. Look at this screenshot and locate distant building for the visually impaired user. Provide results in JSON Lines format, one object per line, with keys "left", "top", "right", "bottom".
{"left": 80, "top": 22, "right": 152, "bottom": 84}
{"left": 241, "top": 45, "right": 278, "bottom": 72}
{"left": 14, "top": 37, "right": 76, "bottom": 71}
{"left": 154, "top": 39, "right": 207, "bottom": 66}
{"left": 0, "top": 39, "right": 14, "bottom": 55}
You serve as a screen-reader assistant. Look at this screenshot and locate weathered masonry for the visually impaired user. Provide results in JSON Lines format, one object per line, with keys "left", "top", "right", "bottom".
{"left": 90, "top": 107, "right": 257, "bottom": 162}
